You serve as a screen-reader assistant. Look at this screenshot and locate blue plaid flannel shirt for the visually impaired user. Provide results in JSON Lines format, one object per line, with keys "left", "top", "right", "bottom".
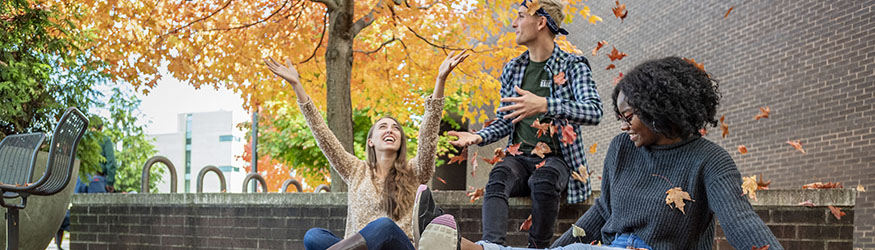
{"left": 475, "top": 44, "right": 603, "bottom": 204}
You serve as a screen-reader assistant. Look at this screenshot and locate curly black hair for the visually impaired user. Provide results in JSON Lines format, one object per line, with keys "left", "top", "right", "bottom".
{"left": 611, "top": 56, "right": 721, "bottom": 139}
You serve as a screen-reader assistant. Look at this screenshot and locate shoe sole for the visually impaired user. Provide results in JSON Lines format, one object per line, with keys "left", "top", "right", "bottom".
{"left": 412, "top": 184, "right": 429, "bottom": 249}
{"left": 418, "top": 215, "right": 458, "bottom": 250}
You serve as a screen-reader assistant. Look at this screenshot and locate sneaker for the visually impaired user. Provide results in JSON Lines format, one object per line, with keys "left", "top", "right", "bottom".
{"left": 418, "top": 214, "right": 460, "bottom": 250}
{"left": 413, "top": 184, "right": 444, "bottom": 248}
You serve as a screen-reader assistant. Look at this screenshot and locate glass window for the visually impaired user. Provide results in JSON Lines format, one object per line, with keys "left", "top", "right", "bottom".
{"left": 219, "top": 135, "right": 233, "bottom": 142}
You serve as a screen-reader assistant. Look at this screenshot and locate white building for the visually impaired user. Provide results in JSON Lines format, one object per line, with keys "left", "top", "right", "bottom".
{"left": 148, "top": 111, "right": 247, "bottom": 193}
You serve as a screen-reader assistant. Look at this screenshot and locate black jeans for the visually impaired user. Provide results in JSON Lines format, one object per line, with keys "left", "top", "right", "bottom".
{"left": 481, "top": 154, "right": 569, "bottom": 248}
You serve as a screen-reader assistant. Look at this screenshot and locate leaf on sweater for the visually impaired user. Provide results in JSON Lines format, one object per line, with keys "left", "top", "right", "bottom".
{"left": 611, "top": 1, "right": 628, "bottom": 21}
{"left": 483, "top": 147, "right": 506, "bottom": 165}
{"left": 571, "top": 166, "right": 591, "bottom": 184}
{"left": 607, "top": 46, "right": 628, "bottom": 61}
{"left": 560, "top": 125, "right": 577, "bottom": 146}
{"left": 754, "top": 106, "right": 770, "bottom": 120}
{"left": 519, "top": 214, "right": 533, "bottom": 231}
{"left": 591, "top": 41, "right": 608, "bottom": 56}
{"left": 757, "top": 174, "right": 771, "bottom": 190}
{"left": 470, "top": 151, "right": 479, "bottom": 177}
{"left": 532, "top": 142, "right": 552, "bottom": 158}
{"left": 606, "top": 64, "right": 616, "bottom": 70}
{"left": 720, "top": 115, "right": 729, "bottom": 138}
{"left": 786, "top": 140, "right": 806, "bottom": 154}
{"left": 507, "top": 142, "right": 523, "bottom": 156}
{"left": 531, "top": 118, "right": 552, "bottom": 138}
{"left": 751, "top": 245, "right": 769, "bottom": 250}
{"left": 589, "top": 142, "right": 598, "bottom": 154}
{"left": 742, "top": 175, "right": 759, "bottom": 201}
{"left": 535, "top": 160, "right": 546, "bottom": 169}
{"left": 571, "top": 224, "right": 586, "bottom": 237}
{"left": 553, "top": 71, "right": 567, "bottom": 85}
{"left": 665, "top": 187, "right": 695, "bottom": 214}
{"left": 798, "top": 200, "right": 815, "bottom": 207}
{"left": 828, "top": 205, "right": 846, "bottom": 220}
{"left": 737, "top": 145, "right": 748, "bottom": 154}
{"left": 467, "top": 187, "right": 484, "bottom": 203}
{"left": 724, "top": 6, "right": 735, "bottom": 18}
{"left": 802, "top": 182, "right": 843, "bottom": 189}
{"left": 613, "top": 72, "right": 624, "bottom": 85}
{"left": 436, "top": 177, "right": 447, "bottom": 184}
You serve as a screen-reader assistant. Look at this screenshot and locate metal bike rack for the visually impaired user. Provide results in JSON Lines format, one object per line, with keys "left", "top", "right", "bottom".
{"left": 281, "top": 178, "right": 303, "bottom": 192}
{"left": 141, "top": 156, "right": 178, "bottom": 193}
{"left": 241, "top": 172, "right": 268, "bottom": 193}
{"left": 314, "top": 184, "right": 330, "bottom": 193}
{"left": 196, "top": 165, "right": 227, "bottom": 193}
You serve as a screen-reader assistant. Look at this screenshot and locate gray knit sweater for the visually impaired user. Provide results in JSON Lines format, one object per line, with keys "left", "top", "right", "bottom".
{"left": 552, "top": 133, "right": 783, "bottom": 250}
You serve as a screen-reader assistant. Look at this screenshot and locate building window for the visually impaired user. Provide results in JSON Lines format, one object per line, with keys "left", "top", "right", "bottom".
{"left": 184, "top": 114, "right": 193, "bottom": 192}
{"left": 218, "top": 165, "right": 239, "bottom": 172}
{"left": 219, "top": 135, "right": 233, "bottom": 142}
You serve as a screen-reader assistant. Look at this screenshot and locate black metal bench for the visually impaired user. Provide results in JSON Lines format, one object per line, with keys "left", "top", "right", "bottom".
{"left": 0, "top": 107, "right": 87, "bottom": 250}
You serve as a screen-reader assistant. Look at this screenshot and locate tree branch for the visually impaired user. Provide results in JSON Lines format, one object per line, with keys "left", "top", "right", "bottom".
{"left": 206, "top": 0, "right": 290, "bottom": 32}
{"left": 405, "top": 26, "right": 467, "bottom": 51}
{"left": 310, "top": 0, "right": 337, "bottom": 10}
{"left": 354, "top": 37, "right": 397, "bottom": 54}
{"left": 162, "top": 0, "right": 233, "bottom": 37}
{"left": 351, "top": 0, "right": 383, "bottom": 36}
{"left": 298, "top": 12, "right": 329, "bottom": 64}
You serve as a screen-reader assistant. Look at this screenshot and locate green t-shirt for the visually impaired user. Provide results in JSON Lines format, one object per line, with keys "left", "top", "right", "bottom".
{"left": 512, "top": 60, "right": 560, "bottom": 154}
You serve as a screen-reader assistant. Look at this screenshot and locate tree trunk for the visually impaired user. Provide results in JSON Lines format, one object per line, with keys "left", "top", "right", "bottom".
{"left": 323, "top": 0, "right": 355, "bottom": 192}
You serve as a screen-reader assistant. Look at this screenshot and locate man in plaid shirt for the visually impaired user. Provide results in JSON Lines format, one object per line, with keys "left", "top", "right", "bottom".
{"left": 448, "top": 0, "right": 602, "bottom": 247}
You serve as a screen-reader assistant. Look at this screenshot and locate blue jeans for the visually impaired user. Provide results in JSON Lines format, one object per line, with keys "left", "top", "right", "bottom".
{"left": 482, "top": 154, "right": 569, "bottom": 247}
{"left": 477, "top": 233, "right": 652, "bottom": 250}
{"left": 303, "top": 217, "right": 414, "bottom": 250}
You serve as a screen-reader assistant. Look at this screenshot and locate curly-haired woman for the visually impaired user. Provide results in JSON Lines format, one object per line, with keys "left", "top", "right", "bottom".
{"left": 418, "top": 57, "right": 783, "bottom": 250}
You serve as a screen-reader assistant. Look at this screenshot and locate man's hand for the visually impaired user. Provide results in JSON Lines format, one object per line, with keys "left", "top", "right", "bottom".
{"left": 497, "top": 86, "right": 548, "bottom": 123}
{"left": 448, "top": 131, "right": 483, "bottom": 147}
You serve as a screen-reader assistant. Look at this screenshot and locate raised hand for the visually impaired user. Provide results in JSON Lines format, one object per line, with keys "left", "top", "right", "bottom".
{"left": 264, "top": 57, "right": 301, "bottom": 86}
{"left": 497, "top": 86, "right": 548, "bottom": 123}
{"left": 438, "top": 50, "right": 470, "bottom": 81}
{"left": 448, "top": 131, "right": 483, "bottom": 147}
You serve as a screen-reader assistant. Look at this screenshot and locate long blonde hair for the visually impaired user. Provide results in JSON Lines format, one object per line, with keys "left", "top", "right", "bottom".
{"left": 366, "top": 117, "right": 416, "bottom": 220}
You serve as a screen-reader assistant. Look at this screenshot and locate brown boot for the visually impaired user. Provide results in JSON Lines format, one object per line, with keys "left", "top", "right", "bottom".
{"left": 327, "top": 233, "right": 367, "bottom": 250}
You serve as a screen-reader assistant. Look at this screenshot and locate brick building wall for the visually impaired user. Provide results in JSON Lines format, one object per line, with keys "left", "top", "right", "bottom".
{"left": 555, "top": 0, "right": 874, "bottom": 247}
{"left": 70, "top": 191, "right": 854, "bottom": 249}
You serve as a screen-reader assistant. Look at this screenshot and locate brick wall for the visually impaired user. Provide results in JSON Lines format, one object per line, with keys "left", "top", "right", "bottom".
{"left": 70, "top": 190, "right": 855, "bottom": 249}
{"left": 556, "top": 0, "right": 875, "bottom": 247}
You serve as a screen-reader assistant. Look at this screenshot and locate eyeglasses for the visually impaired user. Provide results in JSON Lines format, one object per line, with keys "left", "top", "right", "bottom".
{"left": 617, "top": 111, "right": 634, "bottom": 125}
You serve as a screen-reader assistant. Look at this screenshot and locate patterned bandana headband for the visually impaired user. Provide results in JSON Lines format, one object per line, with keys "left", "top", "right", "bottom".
{"left": 520, "top": 0, "right": 569, "bottom": 35}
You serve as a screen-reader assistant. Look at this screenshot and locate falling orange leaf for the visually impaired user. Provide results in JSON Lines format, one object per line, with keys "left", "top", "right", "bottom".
{"left": 519, "top": 214, "right": 533, "bottom": 231}
{"left": 448, "top": 147, "right": 468, "bottom": 165}
{"left": 720, "top": 115, "right": 729, "bottom": 138}
{"left": 786, "top": 140, "right": 806, "bottom": 154}
{"left": 802, "top": 182, "right": 843, "bottom": 189}
{"left": 550, "top": 123, "right": 559, "bottom": 137}
{"left": 560, "top": 125, "right": 577, "bottom": 146}
{"left": 724, "top": 6, "right": 734, "bottom": 18}
{"left": 737, "top": 145, "right": 748, "bottom": 154}
{"left": 611, "top": 0, "right": 628, "bottom": 21}
{"left": 613, "top": 72, "right": 624, "bottom": 85}
{"left": 828, "top": 205, "right": 846, "bottom": 220}
{"left": 665, "top": 187, "right": 695, "bottom": 214}
{"left": 857, "top": 184, "right": 866, "bottom": 192}
{"left": 605, "top": 64, "right": 616, "bottom": 70}
{"left": 798, "top": 200, "right": 815, "bottom": 207}
{"left": 570, "top": 166, "right": 591, "bottom": 184}
{"left": 683, "top": 57, "right": 705, "bottom": 73}
{"left": 532, "top": 142, "right": 552, "bottom": 158}
{"left": 607, "top": 46, "right": 628, "bottom": 61}
{"left": 531, "top": 118, "right": 552, "bottom": 138}
{"left": 535, "top": 160, "right": 546, "bottom": 169}
{"left": 470, "top": 151, "right": 479, "bottom": 177}
{"left": 742, "top": 175, "right": 759, "bottom": 201}
{"left": 754, "top": 106, "right": 770, "bottom": 120}
{"left": 553, "top": 71, "right": 567, "bottom": 85}
{"left": 467, "top": 187, "right": 484, "bottom": 203}
{"left": 591, "top": 40, "right": 608, "bottom": 56}
{"left": 484, "top": 118, "right": 496, "bottom": 128}
{"left": 507, "top": 142, "right": 523, "bottom": 156}
{"left": 437, "top": 177, "right": 447, "bottom": 184}
{"left": 589, "top": 142, "right": 598, "bottom": 154}
{"left": 483, "top": 147, "right": 506, "bottom": 165}
{"left": 751, "top": 245, "right": 769, "bottom": 250}
{"left": 756, "top": 174, "right": 771, "bottom": 190}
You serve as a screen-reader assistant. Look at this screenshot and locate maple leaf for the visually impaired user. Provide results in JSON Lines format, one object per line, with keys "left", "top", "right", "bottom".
{"left": 571, "top": 167, "right": 591, "bottom": 184}
{"left": 665, "top": 187, "right": 695, "bottom": 214}
{"left": 699, "top": 128, "right": 708, "bottom": 136}
{"left": 591, "top": 41, "right": 608, "bottom": 56}
{"left": 483, "top": 148, "right": 506, "bottom": 165}
{"left": 751, "top": 245, "right": 769, "bottom": 250}
{"left": 532, "top": 142, "right": 552, "bottom": 158}
{"left": 605, "top": 64, "right": 616, "bottom": 70}
{"left": 550, "top": 124, "right": 559, "bottom": 137}
{"left": 437, "top": 177, "right": 447, "bottom": 184}
{"left": 828, "top": 205, "right": 846, "bottom": 220}
{"left": 802, "top": 182, "right": 843, "bottom": 189}
{"left": 448, "top": 147, "right": 468, "bottom": 165}
{"left": 484, "top": 119, "right": 496, "bottom": 128}
{"left": 737, "top": 145, "right": 748, "bottom": 154}
{"left": 525, "top": 0, "right": 541, "bottom": 16}
{"left": 467, "top": 187, "right": 484, "bottom": 203}
{"left": 507, "top": 143, "right": 523, "bottom": 156}
{"left": 535, "top": 160, "right": 546, "bottom": 169}
{"left": 571, "top": 224, "right": 586, "bottom": 237}
{"left": 756, "top": 174, "right": 771, "bottom": 190}
{"left": 683, "top": 57, "right": 706, "bottom": 73}
{"left": 857, "top": 184, "right": 866, "bottom": 192}
{"left": 470, "top": 151, "right": 479, "bottom": 177}
{"left": 607, "top": 46, "right": 628, "bottom": 61}
{"left": 754, "top": 106, "right": 770, "bottom": 120}
{"left": 589, "top": 142, "right": 598, "bottom": 154}
{"left": 613, "top": 72, "right": 624, "bottom": 85}
{"left": 560, "top": 125, "right": 578, "bottom": 146}
{"left": 797, "top": 200, "right": 815, "bottom": 207}
{"left": 786, "top": 140, "right": 806, "bottom": 154}
{"left": 720, "top": 115, "right": 729, "bottom": 138}
{"left": 742, "top": 175, "right": 759, "bottom": 201}
{"left": 724, "top": 6, "right": 735, "bottom": 18}
{"left": 553, "top": 71, "right": 567, "bottom": 85}
{"left": 519, "top": 214, "right": 533, "bottom": 231}
{"left": 611, "top": 1, "right": 628, "bottom": 21}
{"left": 531, "top": 119, "right": 552, "bottom": 138}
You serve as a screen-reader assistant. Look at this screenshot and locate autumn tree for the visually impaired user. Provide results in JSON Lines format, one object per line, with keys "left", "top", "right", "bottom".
{"left": 64, "top": 0, "right": 600, "bottom": 190}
